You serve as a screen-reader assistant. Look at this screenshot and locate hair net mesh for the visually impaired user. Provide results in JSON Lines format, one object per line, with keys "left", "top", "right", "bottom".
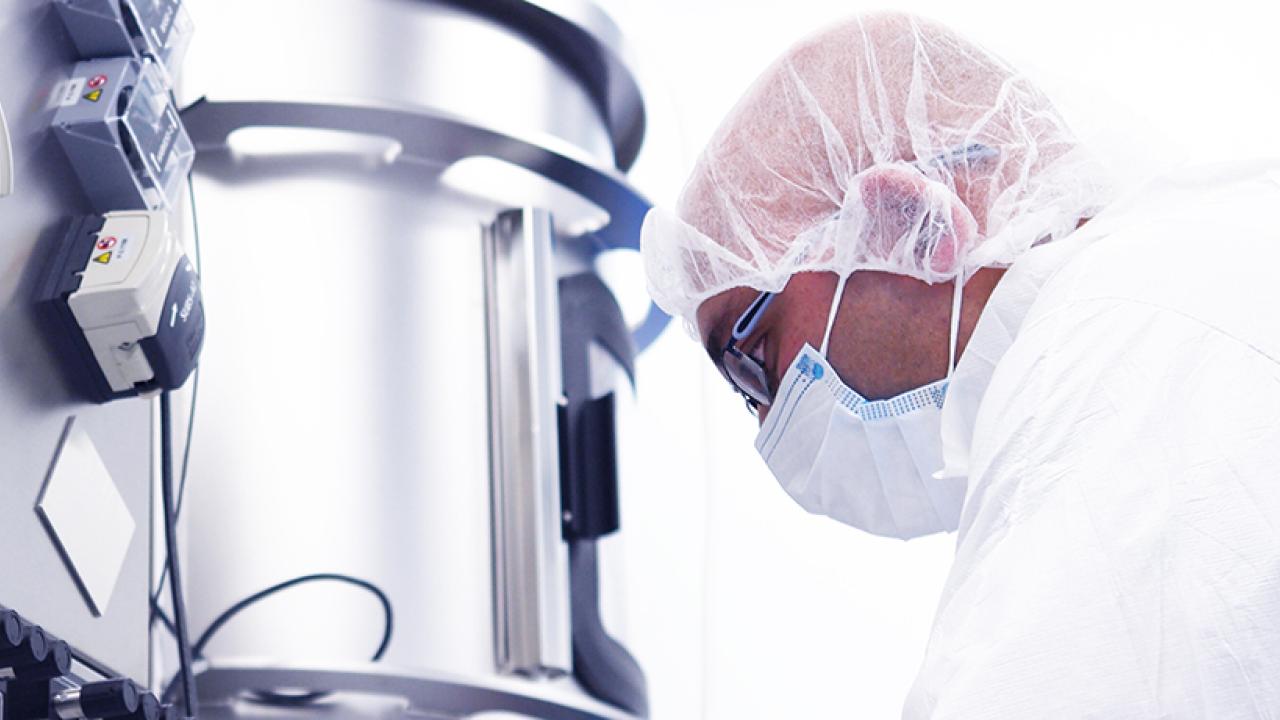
{"left": 641, "top": 12, "right": 1115, "bottom": 332}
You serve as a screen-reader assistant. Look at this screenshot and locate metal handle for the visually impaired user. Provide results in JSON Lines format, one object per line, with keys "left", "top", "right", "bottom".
{"left": 483, "top": 208, "right": 572, "bottom": 678}
{"left": 180, "top": 98, "right": 672, "bottom": 351}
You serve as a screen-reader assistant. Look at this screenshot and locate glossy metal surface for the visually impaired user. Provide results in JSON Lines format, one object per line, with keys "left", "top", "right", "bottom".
{"left": 180, "top": 0, "right": 650, "bottom": 712}
{"left": 180, "top": 99, "right": 670, "bottom": 351}
{"left": 433, "top": 0, "right": 647, "bottom": 169}
{"left": 181, "top": 100, "right": 646, "bottom": 255}
{"left": 483, "top": 209, "right": 571, "bottom": 677}
{"left": 194, "top": 660, "right": 635, "bottom": 719}
{"left": 184, "top": 150, "right": 501, "bottom": 678}
{"left": 182, "top": 0, "right": 615, "bottom": 167}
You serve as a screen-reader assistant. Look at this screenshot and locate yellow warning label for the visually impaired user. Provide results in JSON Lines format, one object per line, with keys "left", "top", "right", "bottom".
{"left": 83, "top": 89, "right": 102, "bottom": 103}
{"left": 93, "top": 252, "right": 112, "bottom": 264}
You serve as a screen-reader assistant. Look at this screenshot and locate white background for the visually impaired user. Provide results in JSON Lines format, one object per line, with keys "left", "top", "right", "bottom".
{"left": 595, "top": 2, "right": 1280, "bottom": 718}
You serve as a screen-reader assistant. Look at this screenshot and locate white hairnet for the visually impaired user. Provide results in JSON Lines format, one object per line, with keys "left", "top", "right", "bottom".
{"left": 641, "top": 12, "right": 1115, "bottom": 331}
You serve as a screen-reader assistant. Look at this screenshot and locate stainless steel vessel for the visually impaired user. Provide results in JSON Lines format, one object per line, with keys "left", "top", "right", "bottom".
{"left": 178, "top": 1, "right": 660, "bottom": 717}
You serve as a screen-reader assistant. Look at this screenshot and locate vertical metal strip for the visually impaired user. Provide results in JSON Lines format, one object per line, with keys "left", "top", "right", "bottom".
{"left": 483, "top": 207, "right": 572, "bottom": 677}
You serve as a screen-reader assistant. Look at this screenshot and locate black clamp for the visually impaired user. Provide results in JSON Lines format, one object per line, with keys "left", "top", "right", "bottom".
{"left": 1, "top": 623, "right": 72, "bottom": 720}
{"left": 127, "top": 693, "right": 162, "bottom": 720}
{"left": 52, "top": 679, "right": 168, "bottom": 719}
{"left": 0, "top": 618, "right": 52, "bottom": 676}
{"left": 0, "top": 607, "right": 165, "bottom": 720}
{"left": 555, "top": 271, "right": 649, "bottom": 717}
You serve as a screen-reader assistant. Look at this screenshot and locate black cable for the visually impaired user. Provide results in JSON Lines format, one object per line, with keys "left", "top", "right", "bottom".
{"left": 176, "top": 166, "right": 204, "bottom": 518}
{"left": 183, "top": 159, "right": 204, "bottom": 276}
{"left": 149, "top": 368, "right": 197, "bottom": 602}
{"left": 160, "top": 392, "right": 199, "bottom": 719}
{"left": 154, "top": 605, "right": 177, "bottom": 638}
{"left": 149, "top": 126, "right": 391, "bottom": 707}
{"left": 151, "top": 93, "right": 202, "bottom": 715}
{"left": 174, "top": 366, "right": 198, "bottom": 521}
{"left": 164, "top": 573, "right": 393, "bottom": 707}
{"left": 193, "top": 574, "right": 393, "bottom": 660}
{"left": 152, "top": 101, "right": 394, "bottom": 707}
{"left": 151, "top": 169, "right": 203, "bottom": 622}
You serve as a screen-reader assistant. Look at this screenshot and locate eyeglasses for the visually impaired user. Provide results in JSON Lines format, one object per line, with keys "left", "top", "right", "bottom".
{"left": 720, "top": 290, "right": 776, "bottom": 415}
{"left": 712, "top": 145, "right": 995, "bottom": 416}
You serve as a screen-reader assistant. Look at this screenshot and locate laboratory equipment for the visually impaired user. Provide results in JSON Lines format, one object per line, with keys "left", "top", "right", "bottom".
{"left": 0, "top": 604, "right": 174, "bottom": 719}
{"left": 51, "top": 57, "right": 194, "bottom": 212}
{"left": 0, "top": 0, "right": 194, "bottom": 705}
{"left": 1, "top": 0, "right": 662, "bottom": 717}
{"left": 53, "top": 0, "right": 195, "bottom": 83}
{"left": 177, "top": 0, "right": 661, "bottom": 718}
{"left": 36, "top": 209, "right": 204, "bottom": 403}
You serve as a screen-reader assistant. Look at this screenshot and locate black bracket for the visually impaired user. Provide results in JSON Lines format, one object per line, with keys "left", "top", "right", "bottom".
{"left": 556, "top": 271, "right": 648, "bottom": 717}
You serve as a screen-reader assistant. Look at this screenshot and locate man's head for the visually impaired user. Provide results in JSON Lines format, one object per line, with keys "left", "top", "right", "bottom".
{"left": 697, "top": 267, "right": 1007, "bottom": 422}
{"left": 641, "top": 12, "right": 1110, "bottom": 414}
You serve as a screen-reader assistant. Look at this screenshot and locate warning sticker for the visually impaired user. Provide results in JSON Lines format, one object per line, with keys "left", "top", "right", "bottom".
{"left": 48, "top": 77, "right": 86, "bottom": 109}
{"left": 93, "top": 252, "right": 112, "bottom": 265}
{"left": 83, "top": 88, "right": 103, "bottom": 103}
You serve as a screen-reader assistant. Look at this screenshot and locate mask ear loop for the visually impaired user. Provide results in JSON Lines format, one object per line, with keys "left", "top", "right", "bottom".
{"left": 946, "top": 269, "right": 966, "bottom": 378}
{"left": 820, "top": 272, "right": 851, "bottom": 356}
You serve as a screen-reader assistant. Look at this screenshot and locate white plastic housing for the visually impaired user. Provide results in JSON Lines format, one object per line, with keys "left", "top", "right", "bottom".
{"left": 67, "top": 210, "right": 183, "bottom": 392}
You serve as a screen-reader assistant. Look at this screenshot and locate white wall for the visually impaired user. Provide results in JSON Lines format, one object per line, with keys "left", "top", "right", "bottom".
{"left": 600, "top": 1, "right": 1280, "bottom": 718}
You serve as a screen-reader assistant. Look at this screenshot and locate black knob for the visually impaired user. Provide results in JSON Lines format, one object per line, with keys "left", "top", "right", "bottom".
{"left": 0, "top": 610, "right": 22, "bottom": 649}
{"left": 11, "top": 638, "right": 71, "bottom": 682}
{"left": 0, "top": 624, "right": 50, "bottom": 669}
{"left": 80, "top": 679, "right": 140, "bottom": 718}
{"left": 124, "top": 692, "right": 161, "bottom": 720}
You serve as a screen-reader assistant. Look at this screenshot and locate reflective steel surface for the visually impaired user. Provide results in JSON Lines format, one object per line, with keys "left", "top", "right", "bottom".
{"left": 182, "top": 0, "right": 617, "bottom": 167}
{"left": 484, "top": 209, "right": 572, "bottom": 677}
{"left": 194, "top": 660, "right": 634, "bottom": 719}
{"left": 180, "top": 1, "right": 647, "bottom": 712}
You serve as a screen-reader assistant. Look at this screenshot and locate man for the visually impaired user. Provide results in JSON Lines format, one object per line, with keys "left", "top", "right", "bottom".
{"left": 640, "top": 12, "right": 1280, "bottom": 718}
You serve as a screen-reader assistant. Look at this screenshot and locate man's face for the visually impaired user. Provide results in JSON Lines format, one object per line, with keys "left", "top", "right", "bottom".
{"left": 696, "top": 269, "right": 999, "bottom": 425}
{"left": 696, "top": 277, "right": 831, "bottom": 424}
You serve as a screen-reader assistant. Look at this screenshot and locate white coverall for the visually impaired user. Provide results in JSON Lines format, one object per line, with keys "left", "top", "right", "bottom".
{"left": 905, "top": 162, "right": 1280, "bottom": 718}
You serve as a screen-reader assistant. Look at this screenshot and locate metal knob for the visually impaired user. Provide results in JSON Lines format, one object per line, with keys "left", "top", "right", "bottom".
{"left": 10, "top": 639, "right": 71, "bottom": 682}
{"left": 0, "top": 610, "right": 23, "bottom": 649}
{"left": 0, "top": 625, "right": 50, "bottom": 676}
{"left": 53, "top": 679, "right": 141, "bottom": 719}
{"left": 123, "top": 692, "right": 160, "bottom": 720}
{"left": 82, "top": 679, "right": 141, "bottom": 718}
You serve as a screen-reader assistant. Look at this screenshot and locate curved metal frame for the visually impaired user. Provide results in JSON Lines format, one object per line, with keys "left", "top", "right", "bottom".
{"left": 193, "top": 660, "right": 638, "bottom": 720}
{"left": 180, "top": 98, "right": 671, "bottom": 350}
{"left": 437, "top": 0, "right": 647, "bottom": 171}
